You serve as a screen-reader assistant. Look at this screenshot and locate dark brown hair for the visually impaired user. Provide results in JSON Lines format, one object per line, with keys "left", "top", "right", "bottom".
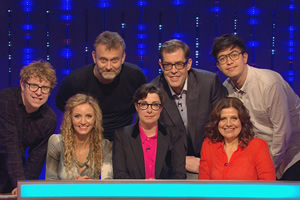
{"left": 205, "top": 97, "right": 254, "bottom": 148}
{"left": 133, "top": 83, "right": 165, "bottom": 107}
{"left": 160, "top": 39, "right": 190, "bottom": 61}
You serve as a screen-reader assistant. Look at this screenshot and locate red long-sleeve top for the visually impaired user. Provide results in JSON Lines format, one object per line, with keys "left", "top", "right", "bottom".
{"left": 199, "top": 138, "right": 276, "bottom": 180}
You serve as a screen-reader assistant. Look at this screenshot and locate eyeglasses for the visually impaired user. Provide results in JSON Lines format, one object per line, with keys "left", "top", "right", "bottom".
{"left": 217, "top": 51, "right": 243, "bottom": 64}
{"left": 162, "top": 60, "right": 188, "bottom": 71}
{"left": 25, "top": 81, "right": 52, "bottom": 94}
{"left": 138, "top": 102, "right": 161, "bottom": 111}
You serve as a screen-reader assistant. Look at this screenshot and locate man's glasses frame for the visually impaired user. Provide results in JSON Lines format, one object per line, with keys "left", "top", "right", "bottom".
{"left": 217, "top": 51, "right": 243, "bottom": 64}
{"left": 162, "top": 60, "right": 188, "bottom": 71}
{"left": 24, "top": 81, "right": 52, "bottom": 94}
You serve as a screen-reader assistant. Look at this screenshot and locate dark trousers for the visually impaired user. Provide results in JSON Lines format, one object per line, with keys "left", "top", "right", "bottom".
{"left": 279, "top": 160, "right": 300, "bottom": 181}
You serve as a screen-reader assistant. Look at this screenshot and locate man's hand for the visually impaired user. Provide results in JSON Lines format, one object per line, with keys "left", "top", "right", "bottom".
{"left": 186, "top": 156, "right": 200, "bottom": 173}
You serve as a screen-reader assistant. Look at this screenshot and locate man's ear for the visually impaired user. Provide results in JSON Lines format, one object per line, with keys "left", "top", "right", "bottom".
{"left": 92, "top": 51, "right": 96, "bottom": 64}
{"left": 159, "top": 60, "right": 164, "bottom": 72}
{"left": 242, "top": 52, "right": 248, "bottom": 64}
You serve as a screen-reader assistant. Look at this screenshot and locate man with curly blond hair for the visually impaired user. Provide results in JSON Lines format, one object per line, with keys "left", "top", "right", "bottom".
{"left": 0, "top": 60, "right": 57, "bottom": 194}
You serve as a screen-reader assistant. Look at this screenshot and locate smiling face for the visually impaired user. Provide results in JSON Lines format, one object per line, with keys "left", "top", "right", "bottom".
{"left": 71, "top": 103, "right": 95, "bottom": 137}
{"left": 159, "top": 48, "right": 192, "bottom": 94}
{"left": 216, "top": 46, "right": 248, "bottom": 88}
{"left": 92, "top": 44, "right": 125, "bottom": 84}
{"left": 20, "top": 77, "right": 51, "bottom": 113}
{"left": 135, "top": 93, "right": 162, "bottom": 128}
{"left": 218, "top": 107, "right": 242, "bottom": 144}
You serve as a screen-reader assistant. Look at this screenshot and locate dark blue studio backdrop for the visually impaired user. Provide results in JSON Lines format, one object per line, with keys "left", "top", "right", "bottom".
{"left": 1, "top": 0, "right": 300, "bottom": 179}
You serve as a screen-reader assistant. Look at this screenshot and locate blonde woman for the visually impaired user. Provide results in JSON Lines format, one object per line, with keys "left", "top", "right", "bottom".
{"left": 46, "top": 94, "right": 113, "bottom": 180}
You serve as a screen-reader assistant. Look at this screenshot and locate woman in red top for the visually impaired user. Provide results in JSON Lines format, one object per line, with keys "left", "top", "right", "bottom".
{"left": 199, "top": 97, "right": 276, "bottom": 180}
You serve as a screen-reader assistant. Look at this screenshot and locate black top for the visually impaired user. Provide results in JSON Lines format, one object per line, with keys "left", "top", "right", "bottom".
{"left": 56, "top": 62, "right": 147, "bottom": 141}
{"left": 0, "top": 88, "right": 57, "bottom": 193}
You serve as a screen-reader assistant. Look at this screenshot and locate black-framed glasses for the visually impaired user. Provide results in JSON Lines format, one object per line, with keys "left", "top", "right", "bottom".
{"left": 162, "top": 60, "right": 188, "bottom": 71}
{"left": 217, "top": 51, "right": 243, "bottom": 64}
{"left": 25, "top": 81, "right": 52, "bottom": 94}
{"left": 138, "top": 102, "right": 161, "bottom": 111}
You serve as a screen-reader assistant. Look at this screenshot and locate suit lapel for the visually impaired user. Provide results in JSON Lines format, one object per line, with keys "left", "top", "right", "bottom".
{"left": 130, "top": 123, "right": 146, "bottom": 178}
{"left": 186, "top": 70, "right": 200, "bottom": 131}
{"left": 160, "top": 76, "right": 185, "bottom": 128}
{"left": 155, "top": 123, "right": 169, "bottom": 178}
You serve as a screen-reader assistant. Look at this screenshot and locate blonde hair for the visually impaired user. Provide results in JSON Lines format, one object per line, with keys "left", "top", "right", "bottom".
{"left": 20, "top": 60, "right": 57, "bottom": 88}
{"left": 61, "top": 94, "right": 104, "bottom": 179}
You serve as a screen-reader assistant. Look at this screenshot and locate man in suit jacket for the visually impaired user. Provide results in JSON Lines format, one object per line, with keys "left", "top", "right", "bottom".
{"left": 151, "top": 39, "right": 228, "bottom": 179}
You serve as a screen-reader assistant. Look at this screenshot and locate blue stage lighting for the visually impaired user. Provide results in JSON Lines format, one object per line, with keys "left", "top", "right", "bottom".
{"left": 99, "top": 0, "right": 111, "bottom": 8}
{"left": 172, "top": 0, "right": 184, "bottom": 5}
{"left": 248, "top": 7, "right": 259, "bottom": 15}
{"left": 62, "top": 0, "right": 72, "bottom": 10}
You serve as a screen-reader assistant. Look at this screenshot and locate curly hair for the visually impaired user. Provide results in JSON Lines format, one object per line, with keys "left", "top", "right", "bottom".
{"left": 61, "top": 94, "right": 104, "bottom": 179}
{"left": 20, "top": 60, "right": 57, "bottom": 88}
{"left": 205, "top": 97, "right": 254, "bottom": 149}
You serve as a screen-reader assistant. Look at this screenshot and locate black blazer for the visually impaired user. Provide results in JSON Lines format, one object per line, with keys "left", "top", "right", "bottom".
{"left": 151, "top": 68, "right": 228, "bottom": 157}
{"left": 113, "top": 122, "right": 186, "bottom": 179}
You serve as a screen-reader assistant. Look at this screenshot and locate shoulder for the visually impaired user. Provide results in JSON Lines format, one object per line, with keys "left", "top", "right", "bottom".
{"left": 122, "top": 62, "right": 144, "bottom": 74}
{"left": 64, "top": 64, "right": 94, "bottom": 80}
{"left": 0, "top": 88, "right": 19, "bottom": 102}
{"left": 190, "top": 68, "right": 217, "bottom": 78}
{"left": 249, "top": 66, "right": 284, "bottom": 84}
{"left": 115, "top": 124, "right": 135, "bottom": 135}
{"left": 41, "top": 104, "right": 57, "bottom": 122}
{"left": 48, "top": 134, "right": 62, "bottom": 145}
{"left": 246, "top": 138, "right": 269, "bottom": 153}
{"left": 102, "top": 139, "right": 112, "bottom": 155}
{"left": 248, "top": 138, "right": 268, "bottom": 147}
{"left": 188, "top": 68, "right": 221, "bottom": 85}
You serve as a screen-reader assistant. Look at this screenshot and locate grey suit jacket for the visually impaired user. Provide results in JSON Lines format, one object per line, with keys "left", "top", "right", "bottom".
{"left": 113, "top": 122, "right": 186, "bottom": 179}
{"left": 151, "top": 68, "right": 228, "bottom": 157}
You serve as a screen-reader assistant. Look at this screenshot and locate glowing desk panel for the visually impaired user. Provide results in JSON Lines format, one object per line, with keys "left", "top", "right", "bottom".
{"left": 18, "top": 180, "right": 300, "bottom": 199}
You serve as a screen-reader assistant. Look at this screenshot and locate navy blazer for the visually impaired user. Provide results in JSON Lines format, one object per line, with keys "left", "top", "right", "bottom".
{"left": 113, "top": 122, "right": 186, "bottom": 179}
{"left": 151, "top": 68, "right": 228, "bottom": 157}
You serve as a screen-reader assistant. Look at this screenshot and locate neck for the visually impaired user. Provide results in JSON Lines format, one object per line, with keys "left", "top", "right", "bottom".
{"left": 140, "top": 121, "right": 158, "bottom": 137}
{"left": 224, "top": 138, "right": 239, "bottom": 148}
{"left": 21, "top": 92, "right": 38, "bottom": 113}
{"left": 231, "top": 65, "right": 248, "bottom": 89}
{"left": 93, "top": 65, "right": 113, "bottom": 84}
{"left": 74, "top": 134, "right": 90, "bottom": 149}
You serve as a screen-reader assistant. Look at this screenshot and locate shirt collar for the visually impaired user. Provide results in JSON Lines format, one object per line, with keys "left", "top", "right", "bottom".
{"left": 139, "top": 123, "right": 158, "bottom": 143}
{"left": 228, "top": 65, "right": 251, "bottom": 94}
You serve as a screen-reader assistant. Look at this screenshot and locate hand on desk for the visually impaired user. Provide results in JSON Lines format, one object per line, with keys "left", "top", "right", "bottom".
{"left": 11, "top": 187, "right": 17, "bottom": 195}
{"left": 76, "top": 175, "right": 90, "bottom": 180}
{"left": 186, "top": 156, "right": 200, "bottom": 173}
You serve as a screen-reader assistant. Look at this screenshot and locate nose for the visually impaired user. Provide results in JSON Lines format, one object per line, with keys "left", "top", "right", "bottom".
{"left": 80, "top": 117, "right": 87, "bottom": 124}
{"left": 35, "top": 88, "right": 42, "bottom": 95}
{"left": 146, "top": 106, "right": 152, "bottom": 113}
{"left": 226, "top": 55, "right": 234, "bottom": 64}
{"left": 170, "top": 64, "right": 178, "bottom": 73}
{"left": 106, "top": 61, "right": 112, "bottom": 70}
{"left": 225, "top": 119, "right": 232, "bottom": 126}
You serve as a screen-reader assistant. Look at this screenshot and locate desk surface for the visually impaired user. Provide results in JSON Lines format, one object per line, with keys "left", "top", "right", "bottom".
{"left": 18, "top": 180, "right": 300, "bottom": 200}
